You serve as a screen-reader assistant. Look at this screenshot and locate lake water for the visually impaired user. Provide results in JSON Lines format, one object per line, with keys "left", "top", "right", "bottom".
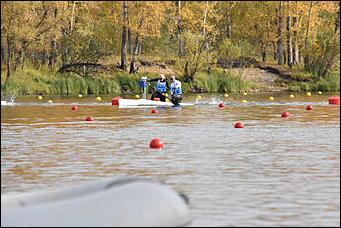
{"left": 1, "top": 92, "right": 340, "bottom": 226}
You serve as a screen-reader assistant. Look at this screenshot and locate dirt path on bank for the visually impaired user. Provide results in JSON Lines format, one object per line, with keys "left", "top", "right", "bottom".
{"left": 230, "top": 68, "right": 287, "bottom": 92}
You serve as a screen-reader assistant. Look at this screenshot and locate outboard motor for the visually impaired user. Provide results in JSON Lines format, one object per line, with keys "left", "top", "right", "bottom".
{"left": 139, "top": 77, "right": 148, "bottom": 99}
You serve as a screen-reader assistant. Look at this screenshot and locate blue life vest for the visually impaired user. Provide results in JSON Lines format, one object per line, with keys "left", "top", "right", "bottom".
{"left": 171, "top": 80, "right": 182, "bottom": 95}
{"left": 156, "top": 80, "right": 167, "bottom": 93}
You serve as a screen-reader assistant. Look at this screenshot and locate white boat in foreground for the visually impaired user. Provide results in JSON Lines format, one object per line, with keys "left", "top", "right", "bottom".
{"left": 1, "top": 177, "right": 191, "bottom": 227}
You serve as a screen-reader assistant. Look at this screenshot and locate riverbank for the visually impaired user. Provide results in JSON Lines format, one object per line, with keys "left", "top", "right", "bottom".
{"left": 1, "top": 58, "right": 340, "bottom": 96}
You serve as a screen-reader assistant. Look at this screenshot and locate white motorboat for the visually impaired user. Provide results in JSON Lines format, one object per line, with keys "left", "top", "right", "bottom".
{"left": 1, "top": 177, "right": 191, "bottom": 227}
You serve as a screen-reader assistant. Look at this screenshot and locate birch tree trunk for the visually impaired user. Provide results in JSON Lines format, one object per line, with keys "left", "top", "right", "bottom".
{"left": 336, "top": 1, "right": 340, "bottom": 33}
{"left": 138, "top": 42, "right": 142, "bottom": 55}
{"left": 277, "top": 1, "right": 284, "bottom": 65}
{"left": 128, "top": 29, "right": 133, "bottom": 55}
{"left": 226, "top": 9, "right": 232, "bottom": 38}
{"left": 6, "top": 35, "right": 12, "bottom": 81}
{"left": 48, "top": 40, "right": 57, "bottom": 67}
{"left": 304, "top": 1, "right": 314, "bottom": 68}
{"left": 203, "top": 1, "right": 211, "bottom": 72}
{"left": 70, "top": 1, "right": 76, "bottom": 32}
{"left": 261, "top": 42, "right": 267, "bottom": 62}
{"left": 283, "top": 49, "right": 287, "bottom": 65}
{"left": 286, "top": 16, "right": 293, "bottom": 68}
{"left": 177, "top": 1, "right": 185, "bottom": 57}
{"left": 273, "top": 42, "right": 278, "bottom": 60}
{"left": 292, "top": 16, "right": 299, "bottom": 65}
{"left": 1, "top": 46, "right": 5, "bottom": 64}
{"left": 48, "top": 8, "right": 58, "bottom": 67}
{"left": 120, "top": 1, "right": 128, "bottom": 70}
{"left": 129, "top": 33, "right": 140, "bottom": 74}
{"left": 203, "top": 1, "right": 208, "bottom": 39}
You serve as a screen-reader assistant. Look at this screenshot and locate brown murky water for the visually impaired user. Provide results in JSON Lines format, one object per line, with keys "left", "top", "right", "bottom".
{"left": 1, "top": 92, "right": 340, "bottom": 226}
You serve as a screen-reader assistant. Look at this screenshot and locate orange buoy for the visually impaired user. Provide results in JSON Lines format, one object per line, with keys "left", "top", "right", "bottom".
{"left": 306, "top": 105, "right": 313, "bottom": 110}
{"left": 112, "top": 97, "right": 123, "bottom": 105}
{"left": 151, "top": 109, "right": 159, "bottom": 113}
{"left": 154, "top": 98, "right": 160, "bottom": 101}
{"left": 328, "top": 96, "right": 340, "bottom": 105}
{"left": 234, "top": 122, "right": 244, "bottom": 128}
{"left": 281, "top": 112, "right": 290, "bottom": 118}
{"left": 149, "top": 138, "right": 164, "bottom": 149}
{"left": 218, "top": 103, "right": 224, "bottom": 108}
{"left": 86, "top": 116, "right": 95, "bottom": 121}
{"left": 71, "top": 106, "right": 78, "bottom": 110}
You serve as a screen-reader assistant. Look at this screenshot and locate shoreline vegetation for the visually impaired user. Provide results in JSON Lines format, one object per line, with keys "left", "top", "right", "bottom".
{"left": 1, "top": 1, "right": 340, "bottom": 96}
{"left": 1, "top": 57, "right": 339, "bottom": 96}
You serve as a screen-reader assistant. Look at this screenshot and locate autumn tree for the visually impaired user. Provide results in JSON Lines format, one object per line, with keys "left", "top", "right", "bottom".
{"left": 175, "top": 1, "right": 218, "bottom": 82}
{"left": 127, "top": 1, "right": 169, "bottom": 73}
{"left": 1, "top": 1, "right": 69, "bottom": 80}
{"left": 58, "top": 1, "right": 118, "bottom": 76}
{"left": 302, "top": 1, "right": 340, "bottom": 79}
{"left": 233, "top": 1, "right": 277, "bottom": 63}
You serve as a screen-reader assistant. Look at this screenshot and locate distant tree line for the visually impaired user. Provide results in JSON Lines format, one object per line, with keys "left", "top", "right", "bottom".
{"left": 1, "top": 1, "right": 340, "bottom": 82}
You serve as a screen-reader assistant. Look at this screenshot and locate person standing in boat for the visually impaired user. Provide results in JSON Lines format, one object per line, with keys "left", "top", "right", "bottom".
{"left": 147, "top": 74, "right": 170, "bottom": 102}
{"left": 169, "top": 75, "right": 182, "bottom": 105}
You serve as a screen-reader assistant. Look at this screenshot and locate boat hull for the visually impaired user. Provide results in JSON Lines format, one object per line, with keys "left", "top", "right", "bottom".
{"left": 117, "top": 98, "right": 194, "bottom": 107}
{"left": 1, "top": 177, "right": 191, "bottom": 227}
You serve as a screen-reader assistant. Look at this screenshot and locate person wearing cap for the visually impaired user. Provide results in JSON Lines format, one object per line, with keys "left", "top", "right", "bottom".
{"left": 169, "top": 75, "right": 182, "bottom": 105}
{"left": 146, "top": 74, "right": 170, "bottom": 102}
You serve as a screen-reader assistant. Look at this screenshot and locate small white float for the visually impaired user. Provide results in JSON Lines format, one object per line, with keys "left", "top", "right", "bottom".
{"left": 1, "top": 96, "right": 15, "bottom": 106}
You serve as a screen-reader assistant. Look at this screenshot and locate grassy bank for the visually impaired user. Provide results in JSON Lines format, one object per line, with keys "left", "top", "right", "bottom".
{"left": 287, "top": 71, "right": 340, "bottom": 92}
{"left": 192, "top": 70, "right": 254, "bottom": 93}
{"left": 276, "top": 68, "right": 340, "bottom": 92}
{"left": 1, "top": 64, "right": 339, "bottom": 96}
{"left": 1, "top": 66, "right": 254, "bottom": 96}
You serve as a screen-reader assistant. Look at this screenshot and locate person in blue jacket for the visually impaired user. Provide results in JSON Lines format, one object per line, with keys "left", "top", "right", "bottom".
{"left": 147, "top": 74, "right": 170, "bottom": 102}
{"left": 169, "top": 75, "right": 182, "bottom": 104}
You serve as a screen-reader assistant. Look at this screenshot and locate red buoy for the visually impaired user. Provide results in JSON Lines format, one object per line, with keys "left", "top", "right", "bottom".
{"left": 218, "top": 103, "right": 224, "bottom": 108}
{"left": 71, "top": 106, "right": 78, "bottom": 110}
{"left": 306, "top": 105, "right": 313, "bottom": 110}
{"left": 154, "top": 98, "right": 160, "bottom": 101}
{"left": 86, "top": 116, "right": 95, "bottom": 121}
{"left": 234, "top": 122, "right": 244, "bottom": 128}
{"left": 281, "top": 112, "right": 290, "bottom": 118}
{"left": 151, "top": 109, "right": 159, "bottom": 113}
{"left": 328, "top": 96, "right": 340, "bottom": 105}
{"left": 149, "top": 138, "right": 164, "bottom": 149}
{"left": 112, "top": 97, "right": 123, "bottom": 105}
